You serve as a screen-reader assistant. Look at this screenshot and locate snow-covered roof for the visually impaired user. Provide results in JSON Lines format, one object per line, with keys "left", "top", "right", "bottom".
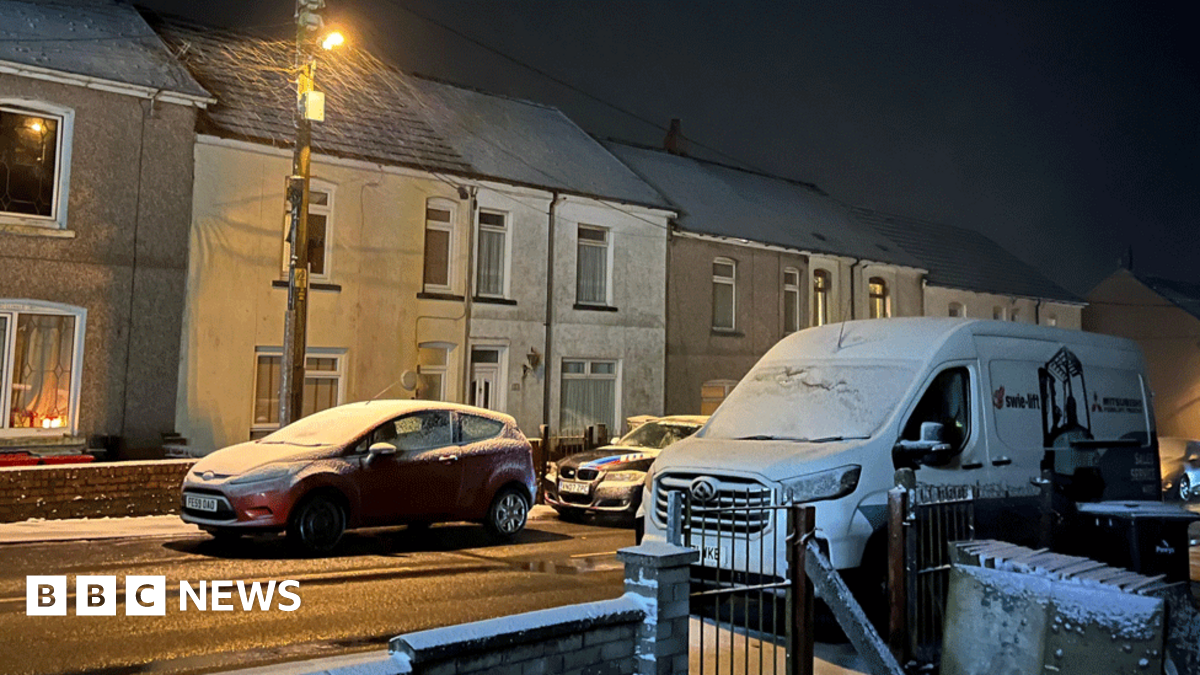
{"left": 602, "top": 141, "right": 924, "bottom": 267}
{"left": 407, "top": 77, "right": 671, "bottom": 209}
{"left": 1129, "top": 271, "right": 1200, "bottom": 322}
{"left": 0, "top": 0, "right": 209, "bottom": 101}
{"left": 851, "top": 207, "right": 1082, "bottom": 303}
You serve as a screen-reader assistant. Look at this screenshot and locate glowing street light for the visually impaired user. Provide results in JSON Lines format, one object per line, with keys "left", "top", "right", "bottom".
{"left": 321, "top": 31, "right": 344, "bottom": 51}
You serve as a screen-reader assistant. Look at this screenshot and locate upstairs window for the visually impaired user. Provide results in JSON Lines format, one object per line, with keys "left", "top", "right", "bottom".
{"left": 476, "top": 210, "right": 508, "bottom": 297}
{"left": 576, "top": 225, "right": 610, "bottom": 305}
{"left": 992, "top": 306, "right": 1006, "bottom": 320}
{"left": 423, "top": 199, "right": 455, "bottom": 292}
{"left": 868, "top": 277, "right": 889, "bottom": 319}
{"left": 783, "top": 267, "right": 800, "bottom": 333}
{"left": 712, "top": 258, "right": 736, "bottom": 330}
{"left": 948, "top": 302, "right": 965, "bottom": 318}
{"left": 282, "top": 183, "right": 334, "bottom": 279}
{"left": 813, "top": 269, "right": 831, "bottom": 326}
{"left": 0, "top": 102, "right": 72, "bottom": 230}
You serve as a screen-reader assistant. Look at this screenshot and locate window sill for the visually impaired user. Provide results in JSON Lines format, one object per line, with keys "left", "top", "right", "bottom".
{"left": 573, "top": 303, "right": 618, "bottom": 312}
{"left": 271, "top": 280, "right": 342, "bottom": 292}
{"left": 0, "top": 222, "right": 75, "bottom": 238}
{"left": 711, "top": 329, "right": 744, "bottom": 337}
{"left": 473, "top": 296, "right": 517, "bottom": 306}
{"left": 418, "top": 291, "right": 466, "bottom": 302}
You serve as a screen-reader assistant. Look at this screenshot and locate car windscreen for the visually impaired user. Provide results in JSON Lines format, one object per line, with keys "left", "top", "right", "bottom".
{"left": 617, "top": 421, "right": 702, "bottom": 449}
{"left": 702, "top": 361, "right": 919, "bottom": 442}
{"left": 259, "top": 406, "right": 374, "bottom": 446}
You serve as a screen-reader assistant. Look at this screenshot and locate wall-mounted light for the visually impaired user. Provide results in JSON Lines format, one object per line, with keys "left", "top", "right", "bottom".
{"left": 522, "top": 347, "right": 541, "bottom": 377}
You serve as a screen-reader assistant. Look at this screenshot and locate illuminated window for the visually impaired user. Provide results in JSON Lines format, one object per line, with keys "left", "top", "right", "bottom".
{"left": 701, "top": 379, "right": 738, "bottom": 415}
{"left": 813, "top": 269, "right": 831, "bottom": 326}
{"left": 251, "top": 348, "right": 344, "bottom": 436}
{"left": 0, "top": 102, "right": 73, "bottom": 230}
{"left": 0, "top": 302, "right": 85, "bottom": 432}
{"left": 783, "top": 267, "right": 800, "bottom": 333}
{"left": 475, "top": 210, "right": 508, "bottom": 297}
{"left": 868, "top": 277, "right": 889, "bottom": 319}
{"left": 1046, "top": 313, "right": 1058, "bottom": 327}
{"left": 712, "top": 258, "right": 736, "bottom": 330}
{"left": 423, "top": 198, "right": 455, "bottom": 292}
{"left": 417, "top": 343, "right": 453, "bottom": 401}
{"left": 576, "top": 225, "right": 610, "bottom": 305}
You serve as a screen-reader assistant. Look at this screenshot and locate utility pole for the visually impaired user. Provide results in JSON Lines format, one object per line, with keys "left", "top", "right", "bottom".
{"left": 280, "top": 0, "right": 328, "bottom": 426}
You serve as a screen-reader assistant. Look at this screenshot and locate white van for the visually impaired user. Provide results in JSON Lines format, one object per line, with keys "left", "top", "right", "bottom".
{"left": 641, "top": 318, "right": 1160, "bottom": 585}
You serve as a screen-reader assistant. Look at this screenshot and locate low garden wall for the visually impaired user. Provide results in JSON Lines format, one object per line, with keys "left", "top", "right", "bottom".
{"left": 0, "top": 460, "right": 194, "bottom": 522}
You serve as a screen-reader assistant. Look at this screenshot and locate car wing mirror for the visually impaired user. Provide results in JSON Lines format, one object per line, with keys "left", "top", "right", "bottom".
{"left": 367, "top": 442, "right": 397, "bottom": 461}
{"left": 893, "top": 421, "right": 955, "bottom": 468}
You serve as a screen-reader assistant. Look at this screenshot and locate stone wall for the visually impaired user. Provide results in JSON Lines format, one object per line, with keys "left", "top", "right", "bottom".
{"left": 0, "top": 460, "right": 194, "bottom": 522}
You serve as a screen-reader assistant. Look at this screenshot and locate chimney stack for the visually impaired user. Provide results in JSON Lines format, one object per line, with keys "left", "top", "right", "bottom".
{"left": 663, "top": 118, "right": 688, "bottom": 156}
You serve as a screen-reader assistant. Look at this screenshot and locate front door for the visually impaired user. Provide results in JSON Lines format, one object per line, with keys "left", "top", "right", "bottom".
{"left": 356, "top": 410, "right": 463, "bottom": 523}
{"left": 470, "top": 347, "right": 502, "bottom": 411}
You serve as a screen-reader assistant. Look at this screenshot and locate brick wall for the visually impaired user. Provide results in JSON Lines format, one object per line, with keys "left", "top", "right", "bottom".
{"left": 0, "top": 460, "right": 194, "bottom": 522}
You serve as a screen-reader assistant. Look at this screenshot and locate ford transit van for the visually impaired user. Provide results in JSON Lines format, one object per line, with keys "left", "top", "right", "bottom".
{"left": 641, "top": 318, "right": 1161, "bottom": 594}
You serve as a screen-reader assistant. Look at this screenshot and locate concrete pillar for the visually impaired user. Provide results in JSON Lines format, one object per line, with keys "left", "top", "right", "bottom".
{"left": 617, "top": 541, "right": 698, "bottom": 675}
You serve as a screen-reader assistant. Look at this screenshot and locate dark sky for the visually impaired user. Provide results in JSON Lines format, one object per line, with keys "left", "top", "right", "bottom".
{"left": 138, "top": 0, "right": 1200, "bottom": 297}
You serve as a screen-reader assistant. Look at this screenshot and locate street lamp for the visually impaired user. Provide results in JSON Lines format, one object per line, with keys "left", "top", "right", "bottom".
{"left": 280, "top": 0, "right": 342, "bottom": 426}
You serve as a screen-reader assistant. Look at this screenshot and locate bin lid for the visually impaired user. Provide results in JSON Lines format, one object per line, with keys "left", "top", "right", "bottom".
{"left": 1076, "top": 500, "right": 1200, "bottom": 521}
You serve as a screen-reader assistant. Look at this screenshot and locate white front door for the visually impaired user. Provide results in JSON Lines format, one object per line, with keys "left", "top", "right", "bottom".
{"left": 470, "top": 347, "right": 502, "bottom": 411}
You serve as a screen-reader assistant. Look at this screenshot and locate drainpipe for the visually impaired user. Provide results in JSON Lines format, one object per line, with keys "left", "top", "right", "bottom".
{"left": 460, "top": 187, "right": 478, "bottom": 404}
{"left": 542, "top": 192, "right": 564, "bottom": 429}
{"left": 848, "top": 260, "right": 864, "bottom": 320}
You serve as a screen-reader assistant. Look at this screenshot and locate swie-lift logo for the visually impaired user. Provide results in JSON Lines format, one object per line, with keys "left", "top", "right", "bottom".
{"left": 27, "top": 576, "right": 301, "bottom": 616}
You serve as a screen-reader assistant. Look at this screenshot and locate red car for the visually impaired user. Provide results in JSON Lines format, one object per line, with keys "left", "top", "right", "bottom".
{"left": 180, "top": 401, "right": 536, "bottom": 554}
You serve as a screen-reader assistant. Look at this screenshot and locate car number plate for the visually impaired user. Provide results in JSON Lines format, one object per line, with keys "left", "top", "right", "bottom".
{"left": 185, "top": 494, "right": 219, "bottom": 512}
{"left": 699, "top": 543, "right": 728, "bottom": 567}
{"left": 559, "top": 480, "right": 590, "bottom": 495}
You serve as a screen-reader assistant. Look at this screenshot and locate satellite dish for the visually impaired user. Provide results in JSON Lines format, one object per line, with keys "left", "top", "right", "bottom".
{"left": 400, "top": 370, "right": 418, "bottom": 391}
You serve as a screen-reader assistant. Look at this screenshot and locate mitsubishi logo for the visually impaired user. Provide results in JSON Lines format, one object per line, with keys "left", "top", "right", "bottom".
{"left": 689, "top": 476, "right": 719, "bottom": 503}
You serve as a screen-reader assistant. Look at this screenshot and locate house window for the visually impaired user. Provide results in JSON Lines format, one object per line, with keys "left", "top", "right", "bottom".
{"left": 576, "top": 225, "right": 610, "bottom": 305}
{"left": 813, "top": 269, "right": 831, "bottom": 326}
{"left": 417, "top": 343, "right": 452, "bottom": 401}
{"left": 712, "top": 258, "right": 736, "bottom": 330}
{"left": 992, "top": 306, "right": 1005, "bottom": 320}
{"left": 476, "top": 210, "right": 508, "bottom": 297}
{"left": 252, "top": 349, "right": 344, "bottom": 436}
{"left": 783, "top": 267, "right": 800, "bottom": 333}
{"left": 0, "top": 102, "right": 73, "bottom": 230}
{"left": 423, "top": 199, "right": 455, "bottom": 292}
{"left": 948, "top": 302, "right": 965, "bottom": 318}
{"left": 0, "top": 302, "right": 85, "bottom": 432}
{"left": 1046, "top": 313, "right": 1058, "bottom": 327}
{"left": 701, "top": 379, "right": 738, "bottom": 415}
{"left": 868, "top": 277, "right": 889, "bottom": 319}
{"left": 282, "top": 183, "right": 334, "bottom": 279}
{"left": 1009, "top": 310, "right": 1020, "bottom": 322}
{"left": 560, "top": 359, "right": 618, "bottom": 436}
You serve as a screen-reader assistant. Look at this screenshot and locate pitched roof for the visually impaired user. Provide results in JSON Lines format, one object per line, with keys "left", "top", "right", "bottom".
{"left": 852, "top": 207, "right": 1082, "bottom": 303}
{"left": 1132, "top": 272, "right": 1200, "bottom": 322}
{"left": 602, "top": 141, "right": 923, "bottom": 268}
{"left": 0, "top": 0, "right": 208, "bottom": 100}
{"left": 147, "top": 19, "right": 669, "bottom": 208}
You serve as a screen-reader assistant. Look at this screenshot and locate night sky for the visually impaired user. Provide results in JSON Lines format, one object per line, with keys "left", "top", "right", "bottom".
{"left": 137, "top": 0, "right": 1200, "bottom": 297}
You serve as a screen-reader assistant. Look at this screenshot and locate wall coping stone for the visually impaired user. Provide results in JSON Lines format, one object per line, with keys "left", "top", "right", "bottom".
{"left": 0, "top": 459, "right": 195, "bottom": 474}
{"left": 617, "top": 542, "right": 699, "bottom": 568}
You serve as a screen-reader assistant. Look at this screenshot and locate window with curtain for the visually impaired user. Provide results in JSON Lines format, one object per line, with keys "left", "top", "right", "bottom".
{"left": 813, "top": 269, "right": 831, "bottom": 326}
{"left": 2, "top": 309, "right": 81, "bottom": 430}
{"left": 712, "top": 258, "right": 736, "bottom": 330}
{"left": 423, "top": 200, "right": 454, "bottom": 291}
{"left": 252, "top": 350, "right": 344, "bottom": 436}
{"left": 783, "top": 267, "right": 800, "bottom": 333}
{"left": 0, "top": 103, "right": 71, "bottom": 229}
{"left": 560, "top": 359, "right": 617, "bottom": 436}
{"left": 868, "top": 277, "right": 889, "bottom": 319}
{"left": 476, "top": 210, "right": 507, "bottom": 297}
{"left": 576, "top": 225, "right": 609, "bottom": 305}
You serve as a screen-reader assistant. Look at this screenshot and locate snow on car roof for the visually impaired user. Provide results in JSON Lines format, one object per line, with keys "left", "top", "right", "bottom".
{"left": 263, "top": 400, "right": 517, "bottom": 445}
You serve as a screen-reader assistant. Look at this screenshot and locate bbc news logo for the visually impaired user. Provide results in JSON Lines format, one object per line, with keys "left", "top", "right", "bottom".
{"left": 27, "top": 576, "right": 302, "bottom": 616}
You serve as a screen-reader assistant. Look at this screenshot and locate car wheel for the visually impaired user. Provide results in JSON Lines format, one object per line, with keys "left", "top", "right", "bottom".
{"left": 485, "top": 487, "right": 530, "bottom": 539}
{"left": 287, "top": 493, "right": 346, "bottom": 555}
{"left": 1180, "top": 474, "right": 1192, "bottom": 501}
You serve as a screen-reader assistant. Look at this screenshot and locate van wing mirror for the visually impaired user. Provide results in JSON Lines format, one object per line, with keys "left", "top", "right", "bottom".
{"left": 893, "top": 422, "right": 955, "bottom": 468}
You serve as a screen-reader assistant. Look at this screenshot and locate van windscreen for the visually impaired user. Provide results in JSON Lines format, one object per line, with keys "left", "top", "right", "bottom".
{"left": 703, "top": 362, "right": 918, "bottom": 441}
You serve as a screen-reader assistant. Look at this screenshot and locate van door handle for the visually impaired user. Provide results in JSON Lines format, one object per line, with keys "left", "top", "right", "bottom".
{"left": 992, "top": 457, "right": 1012, "bottom": 466}
{"left": 962, "top": 462, "right": 984, "bottom": 470}
{"left": 440, "top": 455, "right": 459, "bottom": 465}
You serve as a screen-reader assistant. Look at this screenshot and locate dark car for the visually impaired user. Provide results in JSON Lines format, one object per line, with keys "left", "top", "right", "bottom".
{"left": 1160, "top": 437, "right": 1200, "bottom": 502}
{"left": 180, "top": 401, "right": 536, "bottom": 554}
{"left": 543, "top": 415, "right": 707, "bottom": 519}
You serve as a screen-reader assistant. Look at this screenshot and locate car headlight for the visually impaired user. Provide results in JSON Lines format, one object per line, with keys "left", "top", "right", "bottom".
{"left": 782, "top": 465, "right": 861, "bottom": 503}
{"left": 545, "top": 461, "right": 559, "bottom": 481}
{"left": 602, "top": 470, "right": 645, "bottom": 483}
{"left": 228, "top": 465, "right": 294, "bottom": 486}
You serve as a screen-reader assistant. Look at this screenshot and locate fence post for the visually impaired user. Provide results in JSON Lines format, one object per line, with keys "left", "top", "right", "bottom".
{"left": 887, "top": 484, "right": 909, "bottom": 664}
{"left": 1037, "top": 468, "right": 1054, "bottom": 549}
{"left": 788, "top": 504, "right": 815, "bottom": 675}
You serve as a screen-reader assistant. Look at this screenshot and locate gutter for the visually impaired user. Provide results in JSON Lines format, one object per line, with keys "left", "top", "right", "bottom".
{"left": 0, "top": 59, "right": 214, "bottom": 108}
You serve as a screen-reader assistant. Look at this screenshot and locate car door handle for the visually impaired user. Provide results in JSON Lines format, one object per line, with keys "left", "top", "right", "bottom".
{"left": 440, "top": 455, "right": 459, "bottom": 465}
{"left": 992, "top": 456, "right": 1012, "bottom": 466}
